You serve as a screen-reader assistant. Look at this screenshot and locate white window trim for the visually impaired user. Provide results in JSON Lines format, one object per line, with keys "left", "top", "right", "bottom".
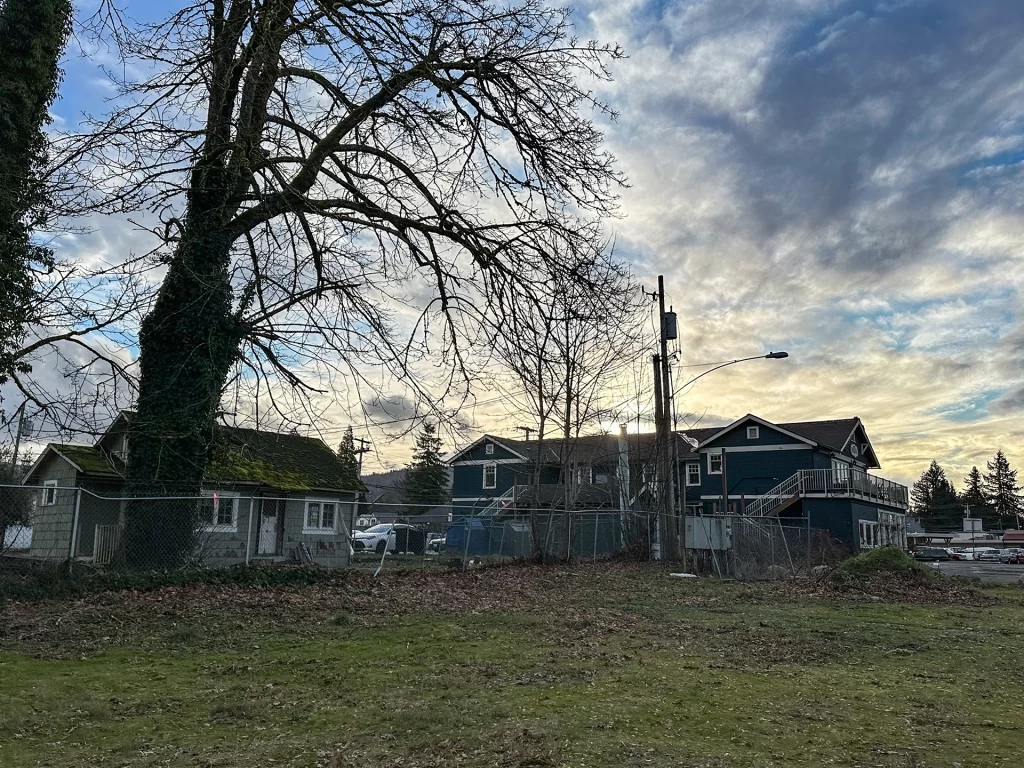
{"left": 201, "top": 490, "right": 239, "bottom": 533}
{"left": 859, "top": 519, "right": 879, "bottom": 550}
{"left": 303, "top": 498, "right": 340, "bottom": 535}
{"left": 41, "top": 479, "right": 58, "bottom": 506}
{"left": 685, "top": 462, "right": 701, "bottom": 486}
{"left": 747, "top": 426, "right": 759, "bottom": 440}
{"left": 482, "top": 463, "right": 497, "bottom": 489}
{"left": 708, "top": 452, "right": 723, "bottom": 475}
{"left": 485, "top": 442, "right": 495, "bottom": 455}
{"left": 577, "top": 465, "right": 593, "bottom": 484}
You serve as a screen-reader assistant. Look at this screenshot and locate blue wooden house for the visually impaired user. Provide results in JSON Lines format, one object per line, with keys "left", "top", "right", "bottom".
{"left": 678, "top": 414, "right": 908, "bottom": 550}
{"left": 447, "top": 414, "right": 909, "bottom": 551}
{"left": 447, "top": 433, "right": 638, "bottom": 516}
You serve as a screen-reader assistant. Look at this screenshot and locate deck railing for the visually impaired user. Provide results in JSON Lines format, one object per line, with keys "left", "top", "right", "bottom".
{"left": 743, "top": 468, "right": 909, "bottom": 517}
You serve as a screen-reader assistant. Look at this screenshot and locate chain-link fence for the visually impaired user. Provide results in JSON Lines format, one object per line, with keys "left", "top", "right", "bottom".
{"left": 1, "top": 483, "right": 849, "bottom": 584}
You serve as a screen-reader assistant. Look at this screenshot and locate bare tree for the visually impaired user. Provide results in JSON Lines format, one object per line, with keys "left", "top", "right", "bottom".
{"left": 492, "top": 243, "right": 644, "bottom": 559}
{"left": 58, "top": 0, "right": 625, "bottom": 565}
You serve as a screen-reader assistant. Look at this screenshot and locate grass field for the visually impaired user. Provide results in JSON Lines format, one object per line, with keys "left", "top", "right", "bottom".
{"left": 1, "top": 563, "right": 1022, "bottom": 767}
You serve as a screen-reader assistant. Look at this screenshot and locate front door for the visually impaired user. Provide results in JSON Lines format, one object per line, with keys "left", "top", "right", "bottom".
{"left": 258, "top": 499, "right": 285, "bottom": 555}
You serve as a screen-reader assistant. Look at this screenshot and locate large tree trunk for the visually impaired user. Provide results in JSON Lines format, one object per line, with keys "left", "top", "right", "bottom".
{"left": 122, "top": 183, "right": 240, "bottom": 567}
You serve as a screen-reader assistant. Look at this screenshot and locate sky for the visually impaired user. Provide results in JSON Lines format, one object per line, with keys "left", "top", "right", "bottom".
{"left": 16, "top": 0, "right": 1024, "bottom": 488}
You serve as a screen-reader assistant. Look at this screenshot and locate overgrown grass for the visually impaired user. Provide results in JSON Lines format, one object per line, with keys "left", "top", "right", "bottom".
{"left": 1, "top": 565, "right": 1022, "bottom": 767}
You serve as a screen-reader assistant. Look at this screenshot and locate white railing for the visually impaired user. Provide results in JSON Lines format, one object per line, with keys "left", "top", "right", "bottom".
{"left": 477, "top": 486, "right": 517, "bottom": 517}
{"left": 742, "top": 468, "right": 909, "bottom": 517}
{"left": 741, "top": 473, "right": 803, "bottom": 518}
{"left": 796, "top": 468, "right": 909, "bottom": 508}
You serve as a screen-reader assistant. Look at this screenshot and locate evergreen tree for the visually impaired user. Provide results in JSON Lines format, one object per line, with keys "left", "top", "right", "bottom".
{"left": 400, "top": 423, "right": 449, "bottom": 516}
{"left": 910, "top": 460, "right": 961, "bottom": 528}
{"left": 961, "top": 466, "right": 997, "bottom": 527}
{"left": 982, "top": 451, "right": 1022, "bottom": 528}
{"left": 0, "top": 0, "right": 72, "bottom": 384}
{"left": 336, "top": 427, "right": 361, "bottom": 488}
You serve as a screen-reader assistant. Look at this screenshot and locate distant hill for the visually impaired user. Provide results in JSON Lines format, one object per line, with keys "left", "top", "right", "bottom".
{"left": 361, "top": 468, "right": 407, "bottom": 505}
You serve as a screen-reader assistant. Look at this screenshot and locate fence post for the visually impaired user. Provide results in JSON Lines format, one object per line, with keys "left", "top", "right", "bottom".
{"left": 806, "top": 512, "right": 812, "bottom": 575}
{"left": 67, "top": 488, "right": 82, "bottom": 575}
{"left": 593, "top": 512, "right": 599, "bottom": 561}
{"left": 244, "top": 497, "right": 255, "bottom": 565}
{"left": 462, "top": 518, "right": 471, "bottom": 570}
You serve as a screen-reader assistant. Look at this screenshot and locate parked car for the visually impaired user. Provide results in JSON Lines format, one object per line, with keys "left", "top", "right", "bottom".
{"left": 425, "top": 533, "right": 446, "bottom": 554}
{"left": 913, "top": 547, "right": 950, "bottom": 562}
{"left": 351, "top": 523, "right": 421, "bottom": 554}
{"left": 1009, "top": 552, "right": 1024, "bottom": 565}
{"left": 975, "top": 549, "right": 1003, "bottom": 562}
{"left": 946, "top": 549, "right": 968, "bottom": 561}
{"left": 999, "top": 548, "right": 1023, "bottom": 563}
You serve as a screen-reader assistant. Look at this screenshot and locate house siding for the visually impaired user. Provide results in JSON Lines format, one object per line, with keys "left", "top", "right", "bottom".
{"left": 28, "top": 454, "right": 80, "bottom": 560}
{"left": 695, "top": 448, "right": 816, "bottom": 508}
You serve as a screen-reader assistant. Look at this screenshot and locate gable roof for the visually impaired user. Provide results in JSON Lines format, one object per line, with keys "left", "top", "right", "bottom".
{"left": 445, "top": 434, "right": 530, "bottom": 463}
{"left": 699, "top": 414, "right": 819, "bottom": 449}
{"left": 22, "top": 444, "right": 125, "bottom": 484}
{"left": 23, "top": 412, "right": 364, "bottom": 492}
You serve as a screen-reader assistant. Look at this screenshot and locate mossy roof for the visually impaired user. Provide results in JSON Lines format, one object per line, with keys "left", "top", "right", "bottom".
{"left": 54, "top": 445, "right": 124, "bottom": 476}
{"left": 46, "top": 421, "right": 364, "bottom": 494}
{"left": 204, "top": 425, "right": 365, "bottom": 492}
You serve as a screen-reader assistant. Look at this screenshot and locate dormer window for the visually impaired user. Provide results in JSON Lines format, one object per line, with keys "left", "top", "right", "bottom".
{"left": 485, "top": 442, "right": 494, "bottom": 455}
{"left": 746, "top": 426, "right": 759, "bottom": 440}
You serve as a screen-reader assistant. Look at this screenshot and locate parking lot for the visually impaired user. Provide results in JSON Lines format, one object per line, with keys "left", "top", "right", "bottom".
{"left": 934, "top": 560, "right": 1024, "bottom": 582}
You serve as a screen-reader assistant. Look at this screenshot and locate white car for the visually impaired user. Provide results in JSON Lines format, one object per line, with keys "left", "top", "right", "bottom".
{"left": 351, "top": 524, "right": 417, "bottom": 554}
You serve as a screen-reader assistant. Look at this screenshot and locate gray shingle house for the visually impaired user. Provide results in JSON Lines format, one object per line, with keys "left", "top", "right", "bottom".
{"left": 22, "top": 412, "right": 363, "bottom": 567}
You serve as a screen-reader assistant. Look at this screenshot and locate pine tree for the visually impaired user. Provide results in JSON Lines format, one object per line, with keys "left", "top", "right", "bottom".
{"left": 336, "top": 427, "right": 361, "bottom": 489}
{"left": 0, "top": 0, "right": 72, "bottom": 384}
{"left": 982, "top": 451, "right": 1022, "bottom": 528}
{"left": 961, "top": 466, "right": 997, "bottom": 526}
{"left": 910, "top": 460, "right": 961, "bottom": 528}
{"left": 400, "top": 423, "right": 449, "bottom": 516}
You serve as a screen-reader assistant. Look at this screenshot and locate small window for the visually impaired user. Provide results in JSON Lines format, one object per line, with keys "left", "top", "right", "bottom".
{"left": 595, "top": 473, "right": 609, "bottom": 485}
{"left": 304, "top": 500, "right": 338, "bottom": 533}
{"left": 485, "top": 442, "right": 494, "bottom": 455}
{"left": 200, "top": 491, "right": 238, "bottom": 532}
{"left": 850, "top": 443, "right": 860, "bottom": 458}
{"left": 41, "top": 480, "right": 57, "bottom": 507}
{"left": 483, "top": 463, "right": 497, "bottom": 489}
{"left": 708, "top": 452, "right": 723, "bottom": 475}
{"left": 686, "top": 463, "right": 700, "bottom": 486}
{"left": 747, "top": 426, "right": 759, "bottom": 440}
{"left": 576, "top": 465, "right": 593, "bottom": 484}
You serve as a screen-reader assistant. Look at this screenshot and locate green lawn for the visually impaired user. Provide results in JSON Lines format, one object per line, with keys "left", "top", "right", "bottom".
{"left": 1, "top": 564, "right": 1022, "bottom": 767}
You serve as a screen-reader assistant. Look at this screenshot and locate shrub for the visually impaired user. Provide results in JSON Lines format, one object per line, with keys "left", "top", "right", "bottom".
{"left": 831, "top": 547, "right": 938, "bottom": 586}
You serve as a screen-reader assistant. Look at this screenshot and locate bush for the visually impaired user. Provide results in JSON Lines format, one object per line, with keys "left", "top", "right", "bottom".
{"left": 0, "top": 563, "right": 336, "bottom": 604}
{"left": 831, "top": 547, "right": 938, "bottom": 585}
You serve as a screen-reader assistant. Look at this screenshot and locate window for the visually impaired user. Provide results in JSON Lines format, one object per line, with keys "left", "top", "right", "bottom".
{"left": 200, "top": 491, "right": 238, "bottom": 532}
{"left": 483, "top": 463, "right": 497, "bottom": 489}
{"left": 595, "top": 473, "right": 609, "bottom": 485}
{"left": 41, "top": 480, "right": 57, "bottom": 506}
{"left": 685, "top": 463, "right": 700, "bottom": 486}
{"left": 576, "top": 465, "right": 593, "bottom": 485}
{"left": 304, "top": 499, "right": 338, "bottom": 533}
{"left": 485, "top": 442, "right": 494, "bottom": 455}
{"left": 832, "top": 458, "right": 850, "bottom": 485}
{"left": 747, "top": 426, "right": 759, "bottom": 440}
{"left": 708, "top": 452, "right": 723, "bottom": 474}
{"left": 859, "top": 520, "right": 879, "bottom": 549}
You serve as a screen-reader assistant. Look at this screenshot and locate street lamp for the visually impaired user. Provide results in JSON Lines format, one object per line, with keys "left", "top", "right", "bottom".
{"left": 672, "top": 351, "right": 789, "bottom": 397}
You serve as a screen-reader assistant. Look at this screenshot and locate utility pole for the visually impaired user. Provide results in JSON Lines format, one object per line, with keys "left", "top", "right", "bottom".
{"left": 352, "top": 437, "right": 371, "bottom": 534}
{"left": 644, "top": 276, "right": 678, "bottom": 560}
{"left": 652, "top": 354, "right": 665, "bottom": 560}
{"left": 10, "top": 403, "right": 30, "bottom": 477}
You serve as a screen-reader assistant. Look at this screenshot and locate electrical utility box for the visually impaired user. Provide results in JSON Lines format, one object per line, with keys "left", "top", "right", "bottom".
{"left": 663, "top": 311, "right": 678, "bottom": 340}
